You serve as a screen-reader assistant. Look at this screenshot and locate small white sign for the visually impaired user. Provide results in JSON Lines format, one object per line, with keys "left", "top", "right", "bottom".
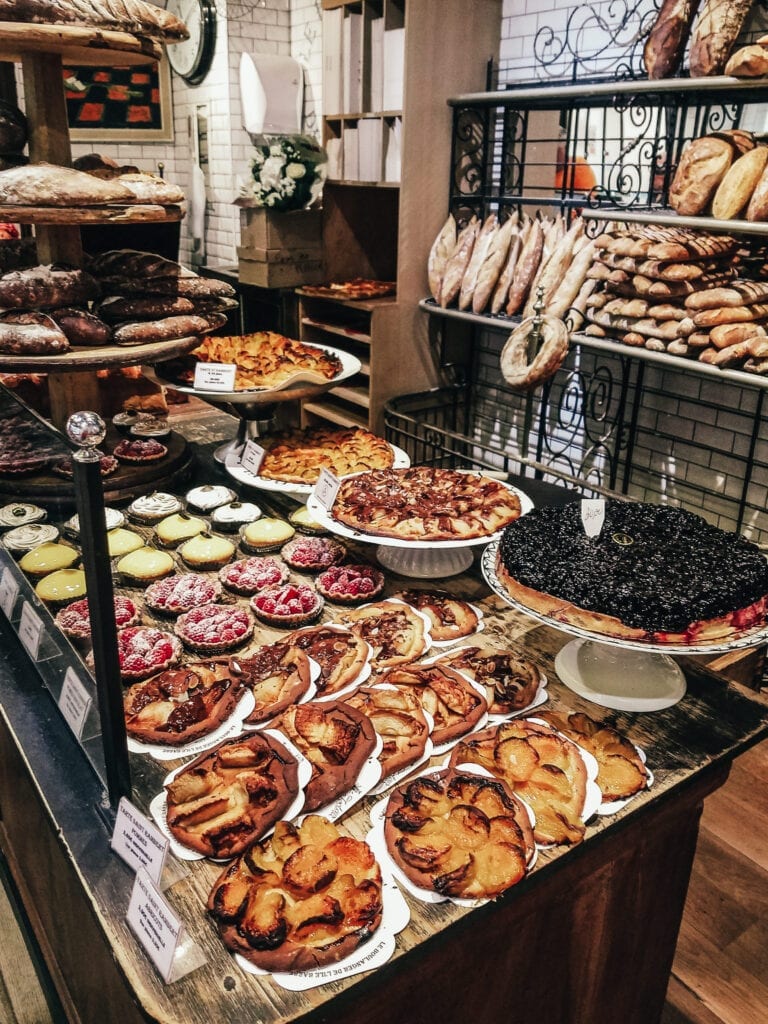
{"left": 111, "top": 797, "right": 169, "bottom": 886}
{"left": 18, "top": 601, "right": 43, "bottom": 660}
{"left": 0, "top": 566, "right": 19, "bottom": 618}
{"left": 126, "top": 867, "right": 183, "bottom": 984}
{"left": 193, "top": 362, "right": 237, "bottom": 392}
{"left": 240, "top": 439, "right": 265, "bottom": 475}
{"left": 58, "top": 666, "right": 92, "bottom": 739}
{"left": 581, "top": 498, "right": 605, "bottom": 539}
{"left": 312, "top": 467, "right": 341, "bottom": 511}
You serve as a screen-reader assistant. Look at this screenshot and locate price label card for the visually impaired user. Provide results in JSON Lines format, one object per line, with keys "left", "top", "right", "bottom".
{"left": 126, "top": 868, "right": 183, "bottom": 984}
{"left": 111, "top": 797, "right": 169, "bottom": 886}
{"left": 312, "top": 467, "right": 341, "bottom": 511}
{"left": 18, "top": 601, "right": 43, "bottom": 660}
{"left": 193, "top": 362, "right": 237, "bottom": 392}
{"left": 58, "top": 666, "right": 92, "bottom": 739}
{"left": 0, "top": 566, "right": 19, "bottom": 618}
{"left": 581, "top": 498, "right": 605, "bottom": 539}
{"left": 240, "top": 439, "right": 265, "bottom": 475}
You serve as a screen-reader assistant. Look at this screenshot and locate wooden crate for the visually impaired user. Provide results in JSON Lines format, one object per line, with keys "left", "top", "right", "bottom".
{"left": 238, "top": 208, "right": 322, "bottom": 254}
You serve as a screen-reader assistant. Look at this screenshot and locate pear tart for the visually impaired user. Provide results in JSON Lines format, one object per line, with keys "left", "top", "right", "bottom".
{"left": 207, "top": 815, "right": 383, "bottom": 972}
{"left": 257, "top": 426, "right": 395, "bottom": 484}
{"left": 288, "top": 625, "right": 370, "bottom": 695}
{"left": 274, "top": 701, "right": 377, "bottom": 812}
{"left": 438, "top": 645, "right": 543, "bottom": 715}
{"left": 165, "top": 732, "right": 300, "bottom": 859}
{"left": 124, "top": 660, "right": 243, "bottom": 747}
{"left": 537, "top": 710, "right": 649, "bottom": 802}
{"left": 331, "top": 467, "right": 522, "bottom": 541}
{"left": 384, "top": 769, "right": 534, "bottom": 899}
{"left": 344, "top": 686, "right": 430, "bottom": 781}
{"left": 397, "top": 589, "right": 479, "bottom": 642}
{"left": 230, "top": 643, "right": 313, "bottom": 725}
{"left": 336, "top": 600, "right": 428, "bottom": 671}
{"left": 450, "top": 720, "right": 589, "bottom": 846}
{"left": 378, "top": 663, "right": 487, "bottom": 747}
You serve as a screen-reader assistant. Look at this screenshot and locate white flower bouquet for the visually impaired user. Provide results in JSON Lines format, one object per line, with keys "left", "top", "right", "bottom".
{"left": 239, "top": 135, "right": 327, "bottom": 212}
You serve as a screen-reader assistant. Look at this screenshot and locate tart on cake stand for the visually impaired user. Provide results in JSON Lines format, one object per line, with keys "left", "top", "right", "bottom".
{"left": 481, "top": 541, "right": 768, "bottom": 711}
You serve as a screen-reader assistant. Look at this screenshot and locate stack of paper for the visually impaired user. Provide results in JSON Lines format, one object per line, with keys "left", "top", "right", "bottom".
{"left": 343, "top": 9, "right": 363, "bottom": 114}
{"left": 382, "top": 27, "right": 405, "bottom": 111}
{"left": 384, "top": 117, "right": 401, "bottom": 182}
{"left": 369, "top": 15, "right": 384, "bottom": 113}
{"left": 343, "top": 124, "right": 359, "bottom": 180}
{"left": 358, "top": 118, "right": 382, "bottom": 182}
{"left": 322, "top": 7, "right": 343, "bottom": 116}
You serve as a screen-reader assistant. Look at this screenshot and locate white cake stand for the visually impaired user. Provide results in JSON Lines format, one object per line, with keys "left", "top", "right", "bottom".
{"left": 306, "top": 484, "right": 533, "bottom": 579}
{"left": 481, "top": 541, "right": 768, "bottom": 712}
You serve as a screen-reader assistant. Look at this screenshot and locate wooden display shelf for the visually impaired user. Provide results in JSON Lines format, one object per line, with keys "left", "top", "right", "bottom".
{"left": 0, "top": 335, "right": 204, "bottom": 375}
{"left": 0, "top": 22, "right": 161, "bottom": 65}
{"left": 0, "top": 204, "right": 184, "bottom": 225}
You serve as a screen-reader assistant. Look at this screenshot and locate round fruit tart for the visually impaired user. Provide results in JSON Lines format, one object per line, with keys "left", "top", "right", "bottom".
{"left": 52, "top": 453, "right": 118, "bottom": 477}
{"left": 250, "top": 582, "right": 324, "bottom": 628}
{"left": 378, "top": 663, "right": 487, "bottom": 747}
{"left": 230, "top": 642, "right": 313, "bottom": 724}
{"left": 113, "top": 626, "right": 182, "bottom": 683}
{"left": 207, "top": 815, "right": 383, "bottom": 972}
{"left": 438, "top": 645, "right": 543, "bottom": 716}
{"left": 288, "top": 625, "right": 370, "bottom": 695}
{"left": 397, "top": 589, "right": 479, "bottom": 642}
{"left": 174, "top": 603, "right": 254, "bottom": 655}
{"left": 123, "top": 660, "right": 243, "bottom": 747}
{"left": 218, "top": 556, "right": 289, "bottom": 596}
{"left": 144, "top": 573, "right": 223, "bottom": 617}
{"left": 345, "top": 685, "right": 430, "bottom": 781}
{"left": 280, "top": 535, "right": 346, "bottom": 572}
{"left": 113, "top": 438, "right": 168, "bottom": 463}
{"left": 55, "top": 595, "right": 140, "bottom": 644}
{"left": 316, "top": 563, "right": 385, "bottom": 604}
{"left": 166, "top": 731, "right": 300, "bottom": 859}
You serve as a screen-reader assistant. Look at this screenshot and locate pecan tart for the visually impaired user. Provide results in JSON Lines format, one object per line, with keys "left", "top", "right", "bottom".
{"left": 274, "top": 700, "right": 377, "bottom": 812}
{"left": 336, "top": 599, "right": 428, "bottom": 671}
{"left": 345, "top": 685, "right": 430, "bottom": 781}
{"left": 257, "top": 426, "right": 394, "bottom": 485}
{"left": 331, "top": 466, "right": 522, "bottom": 541}
{"left": 288, "top": 625, "right": 370, "bottom": 695}
{"left": 207, "top": 815, "right": 383, "bottom": 971}
{"left": 384, "top": 768, "right": 534, "bottom": 899}
{"left": 230, "top": 642, "right": 313, "bottom": 725}
{"left": 144, "top": 573, "right": 223, "bottom": 617}
{"left": 378, "top": 663, "right": 487, "bottom": 747}
{"left": 438, "top": 645, "right": 544, "bottom": 716}
{"left": 450, "top": 720, "right": 589, "bottom": 846}
{"left": 175, "top": 603, "right": 254, "bottom": 655}
{"left": 218, "top": 556, "right": 289, "bottom": 596}
{"left": 165, "top": 731, "right": 300, "bottom": 858}
{"left": 124, "top": 659, "right": 243, "bottom": 747}
{"left": 397, "top": 589, "right": 479, "bottom": 642}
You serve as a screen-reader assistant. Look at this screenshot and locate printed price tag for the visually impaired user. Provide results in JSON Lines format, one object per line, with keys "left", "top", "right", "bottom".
{"left": 126, "top": 868, "right": 183, "bottom": 983}
{"left": 240, "top": 439, "right": 265, "bottom": 475}
{"left": 193, "top": 362, "right": 237, "bottom": 392}
{"left": 111, "top": 797, "right": 169, "bottom": 886}
{"left": 58, "top": 666, "right": 92, "bottom": 739}
{"left": 312, "top": 467, "right": 341, "bottom": 511}
{"left": 580, "top": 498, "right": 605, "bottom": 539}
{"left": 0, "top": 566, "right": 19, "bottom": 618}
{"left": 18, "top": 601, "right": 43, "bottom": 660}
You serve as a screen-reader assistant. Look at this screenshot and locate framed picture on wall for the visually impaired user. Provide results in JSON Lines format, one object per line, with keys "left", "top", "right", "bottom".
{"left": 63, "top": 59, "right": 174, "bottom": 143}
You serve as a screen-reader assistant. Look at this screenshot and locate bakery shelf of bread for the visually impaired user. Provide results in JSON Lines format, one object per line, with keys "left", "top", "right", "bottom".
{"left": 583, "top": 207, "right": 768, "bottom": 238}
{"left": 0, "top": 21, "right": 162, "bottom": 65}
{"left": 0, "top": 203, "right": 183, "bottom": 224}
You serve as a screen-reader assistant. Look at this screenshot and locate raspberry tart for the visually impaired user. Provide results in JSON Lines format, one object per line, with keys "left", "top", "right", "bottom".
{"left": 218, "top": 556, "right": 289, "bottom": 596}
{"left": 123, "top": 659, "right": 244, "bottom": 747}
{"left": 52, "top": 453, "right": 118, "bottom": 477}
{"left": 175, "top": 603, "right": 254, "bottom": 654}
{"left": 230, "top": 642, "right": 313, "bottom": 724}
{"left": 55, "top": 595, "right": 140, "bottom": 645}
{"left": 250, "top": 582, "right": 324, "bottom": 628}
{"left": 280, "top": 535, "right": 347, "bottom": 572}
{"left": 113, "top": 438, "right": 168, "bottom": 463}
{"left": 144, "top": 573, "right": 223, "bottom": 617}
{"left": 316, "top": 563, "right": 385, "bottom": 604}
{"left": 113, "top": 625, "right": 182, "bottom": 683}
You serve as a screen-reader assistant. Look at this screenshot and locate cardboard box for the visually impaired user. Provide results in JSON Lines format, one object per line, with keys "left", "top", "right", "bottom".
{"left": 239, "top": 208, "right": 323, "bottom": 253}
{"left": 237, "top": 249, "right": 325, "bottom": 289}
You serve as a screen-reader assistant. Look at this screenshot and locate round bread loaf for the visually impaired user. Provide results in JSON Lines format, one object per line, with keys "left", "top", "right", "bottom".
{"left": 668, "top": 136, "right": 733, "bottom": 216}
{"left": 724, "top": 44, "right": 768, "bottom": 78}
{"left": 711, "top": 146, "right": 768, "bottom": 221}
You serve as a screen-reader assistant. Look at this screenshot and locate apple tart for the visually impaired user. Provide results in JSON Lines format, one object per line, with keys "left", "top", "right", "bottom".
{"left": 437, "top": 645, "right": 543, "bottom": 715}
{"left": 207, "top": 815, "right": 383, "bottom": 972}
{"left": 378, "top": 663, "right": 487, "bottom": 747}
{"left": 336, "top": 599, "right": 428, "bottom": 671}
{"left": 397, "top": 590, "right": 479, "bottom": 642}
{"left": 229, "top": 642, "right": 313, "bottom": 725}
{"left": 344, "top": 685, "right": 430, "bottom": 781}
{"left": 165, "top": 731, "right": 300, "bottom": 859}
{"left": 274, "top": 700, "right": 377, "bottom": 812}
{"left": 288, "top": 625, "right": 370, "bottom": 695}
{"left": 384, "top": 768, "right": 534, "bottom": 899}
{"left": 450, "top": 720, "right": 589, "bottom": 846}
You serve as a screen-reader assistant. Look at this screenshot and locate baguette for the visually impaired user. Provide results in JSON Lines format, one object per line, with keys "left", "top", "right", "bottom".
{"left": 746, "top": 163, "right": 768, "bottom": 221}
{"left": 0, "top": 0, "right": 188, "bottom": 41}
{"left": 693, "top": 303, "right": 768, "bottom": 327}
{"left": 459, "top": 214, "right": 497, "bottom": 311}
{"left": 427, "top": 214, "right": 457, "bottom": 302}
{"left": 490, "top": 222, "right": 524, "bottom": 315}
{"left": 709, "top": 322, "right": 766, "bottom": 349}
{"left": 439, "top": 216, "right": 478, "bottom": 308}
{"left": 689, "top": 0, "right": 754, "bottom": 77}
{"left": 546, "top": 238, "right": 597, "bottom": 320}
{"left": 644, "top": 0, "right": 703, "bottom": 78}
{"left": 711, "top": 146, "right": 768, "bottom": 220}
{"left": 472, "top": 214, "right": 517, "bottom": 314}
{"left": 506, "top": 219, "right": 544, "bottom": 316}
{"left": 522, "top": 217, "right": 583, "bottom": 318}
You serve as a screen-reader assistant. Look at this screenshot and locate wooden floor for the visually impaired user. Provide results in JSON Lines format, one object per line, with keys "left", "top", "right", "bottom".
{"left": 0, "top": 739, "right": 766, "bottom": 1024}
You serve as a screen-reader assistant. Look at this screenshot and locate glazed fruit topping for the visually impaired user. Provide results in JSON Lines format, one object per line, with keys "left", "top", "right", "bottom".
{"left": 176, "top": 604, "right": 253, "bottom": 645}
{"left": 145, "top": 573, "right": 221, "bottom": 612}
{"left": 117, "top": 626, "right": 181, "bottom": 677}
{"left": 252, "top": 583, "right": 321, "bottom": 617}
{"left": 115, "top": 438, "right": 167, "bottom": 459}
{"left": 283, "top": 536, "right": 344, "bottom": 567}
{"left": 220, "top": 557, "right": 288, "bottom": 591}
{"left": 317, "top": 564, "right": 383, "bottom": 598}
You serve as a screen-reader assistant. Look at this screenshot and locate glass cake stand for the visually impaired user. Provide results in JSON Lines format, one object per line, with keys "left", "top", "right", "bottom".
{"left": 481, "top": 540, "right": 768, "bottom": 712}
{"left": 306, "top": 484, "right": 533, "bottom": 579}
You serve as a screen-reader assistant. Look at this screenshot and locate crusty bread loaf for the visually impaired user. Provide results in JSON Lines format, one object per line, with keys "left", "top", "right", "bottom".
{"left": 724, "top": 43, "right": 768, "bottom": 77}
{"left": 439, "top": 216, "right": 478, "bottom": 308}
{"left": 0, "top": 265, "right": 99, "bottom": 309}
{"left": 0, "top": 0, "right": 188, "bottom": 41}
{"left": 746, "top": 163, "right": 768, "bottom": 221}
{"left": 0, "top": 162, "right": 134, "bottom": 206}
{"left": 0, "top": 311, "right": 69, "bottom": 354}
{"left": 427, "top": 214, "right": 456, "bottom": 303}
{"left": 711, "top": 146, "right": 768, "bottom": 220}
{"left": 459, "top": 213, "right": 497, "bottom": 311}
{"left": 644, "top": 0, "right": 703, "bottom": 79}
{"left": 669, "top": 135, "right": 733, "bottom": 215}
{"left": 689, "top": 0, "right": 754, "bottom": 78}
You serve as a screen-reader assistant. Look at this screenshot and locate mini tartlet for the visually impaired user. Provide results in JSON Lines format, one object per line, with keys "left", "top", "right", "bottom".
{"left": 3, "top": 523, "right": 60, "bottom": 557}
{"left": 113, "top": 438, "right": 168, "bottom": 463}
{"left": 178, "top": 532, "right": 235, "bottom": 571}
{"left": 250, "top": 582, "right": 324, "bottom": 628}
{"left": 55, "top": 595, "right": 140, "bottom": 645}
{"left": 112, "top": 626, "right": 183, "bottom": 682}
{"left": 316, "top": 564, "right": 385, "bottom": 604}
{"left": 239, "top": 517, "right": 295, "bottom": 554}
{"left": 218, "top": 556, "right": 289, "bottom": 596}
{"left": 289, "top": 504, "right": 327, "bottom": 535}
{"left": 144, "top": 573, "right": 223, "bottom": 616}
{"left": 127, "top": 492, "right": 184, "bottom": 525}
{"left": 64, "top": 507, "right": 125, "bottom": 537}
{"left": 106, "top": 527, "right": 145, "bottom": 559}
{"left": 117, "top": 546, "right": 175, "bottom": 586}
{"left": 185, "top": 483, "right": 237, "bottom": 513}
{"left": 35, "top": 568, "right": 87, "bottom": 605}
{"left": 211, "top": 500, "right": 261, "bottom": 533}
{"left": 0, "top": 503, "right": 46, "bottom": 529}
{"left": 52, "top": 454, "right": 118, "bottom": 478}
{"left": 174, "top": 603, "right": 254, "bottom": 654}
{"left": 20, "top": 542, "right": 79, "bottom": 578}
{"left": 155, "top": 512, "right": 207, "bottom": 548}
{"left": 280, "top": 535, "right": 347, "bottom": 572}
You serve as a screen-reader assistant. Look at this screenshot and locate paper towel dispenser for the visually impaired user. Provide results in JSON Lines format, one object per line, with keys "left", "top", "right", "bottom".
{"left": 240, "top": 52, "right": 304, "bottom": 136}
